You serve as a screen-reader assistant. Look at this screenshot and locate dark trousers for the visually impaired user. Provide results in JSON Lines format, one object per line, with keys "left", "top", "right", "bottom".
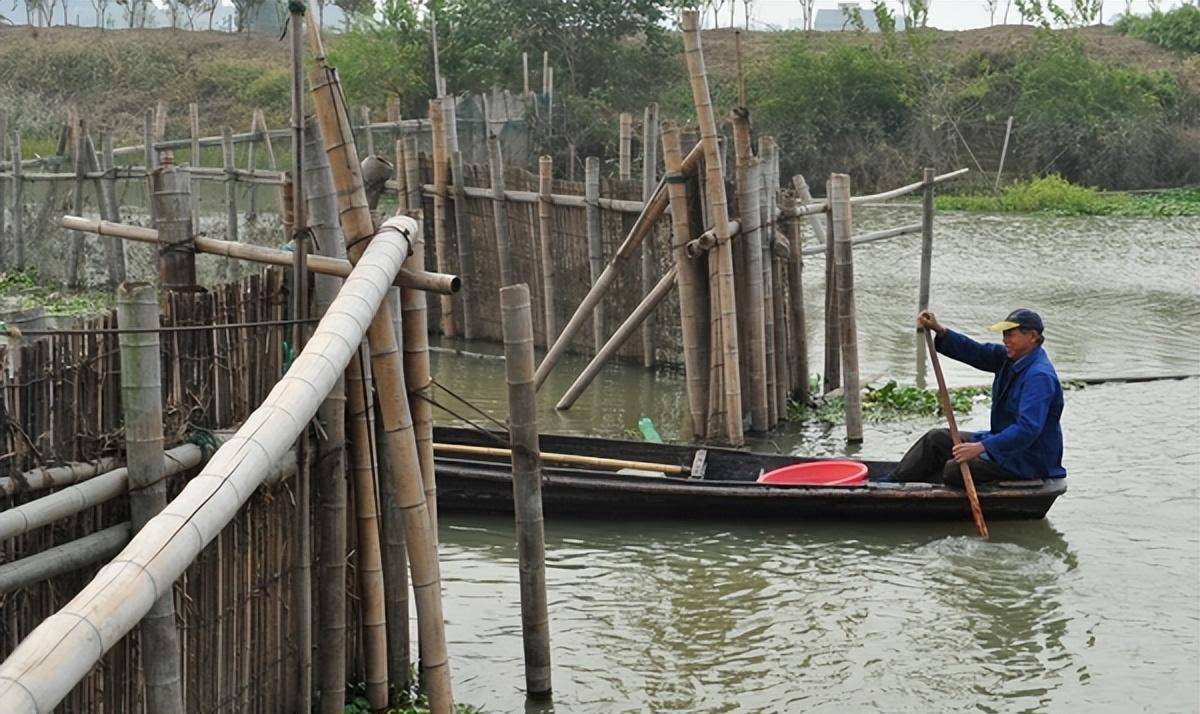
{"left": 894, "top": 428, "right": 1020, "bottom": 486}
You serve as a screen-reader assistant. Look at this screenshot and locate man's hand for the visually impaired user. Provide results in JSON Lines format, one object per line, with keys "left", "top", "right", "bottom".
{"left": 952, "top": 441, "right": 986, "bottom": 463}
{"left": 917, "top": 310, "right": 945, "bottom": 335}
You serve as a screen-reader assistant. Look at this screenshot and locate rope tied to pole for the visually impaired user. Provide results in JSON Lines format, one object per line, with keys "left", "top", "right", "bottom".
{"left": 409, "top": 376, "right": 510, "bottom": 448}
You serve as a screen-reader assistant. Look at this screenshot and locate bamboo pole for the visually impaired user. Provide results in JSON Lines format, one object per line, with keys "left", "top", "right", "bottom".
{"left": 661, "top": 122, "right": 709, "bottom": 440}
{"left": 429, "top": 98, "right": 454, "bottom": 337}
{"left": 500, "top": 284, "right": 552, "bottom": 698}
{"left": 532, "top": 142, "right": 702, "bottom": 390}
{"left": 152, "top": 155, "right": 196, "bottom": 291}
{"left": 523, "top": 52, "right": 530, "bottom": 96}
{"left": 486, "top": 124, "right": 516, "bottom": 287}
{"left": 0, "top": 457, "right": 120, "bottom": 497}
{"left": 246, "top": 111, "right": 260, "bottom": 217}
{"left": 304, "top": 118, "right": 349, "bottom": 714}
{"left": 188, "top": 102, "right": 200, "bottom": 166}
{"left": 309, "top": 35, "right": 454, "bottom": 710}
{"left": 765, "top": 141, "right": 788, "bottom": 419}
{"left": 788, "top": 177, "right": 810, "bottom": 403}
{"left": 829, "top": 174, "right": 863, "bottom": 442}
{"left": 450, "top": 150, "right": 476, "bottom": 339}
{"left": 222, "top": 127, "right": 238, "bottom": 248}
{"left": 403, "top": 136, "right": 421, "bottom": 212}
{"left": 757, "top": 137, "right": 779, "bottom": 426}
{"left": 546, "top": 66, "right": 554, "bottom": 130}
{"left": 395, "top": 138, "right": 408, "bottom": 211}
{"left": 640, "top": 103, "right": 659, "bottom": 368}
{"left": 435, "top": 443, "right": 686, "bottom": 475}
{"left": 117, "top": 282, "right": 183, "bottom": 714}
{"left": 0, "top": 222, "right": 412, "bottom": 714}
{"left": 65, "top": 119, "right": 87, "bottom": 288}
{"left": 85, "top": 132, "right": 125, "bottom": 285}
{"left": 9, "top": 131, "right": 21, "bottom": 268}
{"left": 731, "top": 112, "right": 767, "bottom": 433}
{"left": 403, "top": 229, "right": 438, "bottom": 543}
{"left": 584, "top": 157, "right": 604, "bottom": 352}
{"left": 916, "top": 167, "right": 935, "bottom": 389}
{"left": 143, "top": 109, "right": 158, "bottom": 226}
{"left": 618, "top": 113, "right": 632, "bottom": 180}
{"left": 822, "top": 180, "right": 840, "bottom": 394}
{"left": 537, "top": 155, "right": 558, "bottom": 345}
{"left": 61, "top": 216, "right": 459, "bottom": 294}
{"left": 556, "top": 267, "right": 677, "bottom": 410}
{"left": 0, "top": 523, "right": 131, "bottom": 594}
{"left": 682, "top": 9, "right": 742, "bottom": 446}
{"left": 0, "top": 111, "right": 5, "bottom": 271}
{"left": 154, "top": 100, "right": 168, "bottom": 145}
{"left": 361, "top": 106, "right": 375, "bottom": 156}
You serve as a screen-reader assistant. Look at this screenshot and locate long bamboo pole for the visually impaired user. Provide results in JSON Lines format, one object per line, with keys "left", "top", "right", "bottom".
{"left": 682, "top": 9, "right": 742, "bottom": 446}
{"left": 9, "top": 131, "right": 21, "bottom": 268}
{"left": 640, "top": 103, "right": 659, "bottom": 368}
{"left": 65, "top": 120, "right": 87, "bottom": 288}
{"left": 537, "top": 155, "right": 557, "bottom": 345}
{"left": 117, "top": 282, "right": 183, "bottom": 714}
{"left": 916, "top": 167, "right": 935, "bottom": 389}
{"left": 766, "top": 143, "right": 789, "bottom": 419}
{"left": 0, "top": 221, "right": 414, "bottom": 714}
{"left": 60, "top": 216, "right": 459, "bottom": 294}
{"left": 403, "top": 229, "right": 438, "bottom": 543}
{"left": 556, "top": 267, "right": 677, "bottom": 410}
{"left": 0, "top": 111, "right": 5, "bottom": 271}
{"left": 450, "top": 149, "right": 476, "bottom": 338}
{"left": 0, "top": 457, "right": 120, "bottom": 497}
{"left": 486, "top": 124, "right": 516, "bottom": 288}
{"left": 83, "top": 132, "right": 124, "bottom": 286}
{"left": 303, "top": 116, "right": 349, "bottom": 714}
{"left": 404, "top": 136, "right": 421, "bottom": 212}
{"left": 0, "top": 524, "right": 131, "bottom": 595}
{"left": 532, "top": 142, "right": 702, "bottom": 390}
{"left": 429, "top": 98, "right": 454, "bottom": 337}
{"left": 759, "top": 137, "right": 782, "bottom": 426}
{"left": 661, "top": 123, "right": 709, "bottom": 440}
{"left": 788, "top": 176, "right": 810, "bottom": 403}
{"left": 500, "top": 284, "right": 553, "bottom": 698}
{"left": 222, "top": 127, "right": 237, "bottom": 248}
{"left": 309, "top": 33, "right": 453, "bottom": 710}
{"left": 823, "top": 179, "right": 840, "bottom": 394}
{"left": 830, "top": 174, "right": 863, "bottom": 441}
{"left": 732, "top": 113, "right": 767, "bottom": 433}
{"left": 584, "top": 157, "right": 604, "bottom": 352}
{"left": 618, "top": 113, "right": 632, "bottom": 180}
{"left": 435, "top": 442, "right": 686, "bottom": 475}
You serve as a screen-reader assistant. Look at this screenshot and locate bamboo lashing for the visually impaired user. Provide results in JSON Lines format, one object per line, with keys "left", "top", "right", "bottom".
{"left": 434, "top": 442, "right": 686, "bottom": 476}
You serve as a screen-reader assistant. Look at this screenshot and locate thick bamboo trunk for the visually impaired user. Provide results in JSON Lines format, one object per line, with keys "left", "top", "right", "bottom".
{"left": 731, "top": 113, "right": 767, "bottom": 433}
{"left": 640, "top": 103, "right": 659, "bottom": 368}
{"left": 759, "top": 137, "right": 781, "bottom": 426}
{"left": 429, "top": 98, "right": 455, "bottom": 337}
{"left": 403, "top": 233, "right": 437, "bottom": 543}
{"left": 117, "top": 283, "right": 183, "bottom": 714}
{"left": 500, "top": 284, "right": 553, "bottom": 698}
{"left": 682, "top": 9, "right": 743, "bottom": 446}
{"left": 584, "top": 157, "right": 604, "bottom": 352}
{"left": 152, "top": 157, "right": 195, "bottom": 291}
{"left": 309, "top": 45, "right": 454, "bottom": 711}
{"left": 829, "top": 174, "right": 863, "bottom": 441}
{"left": 486, "top": 125, "right": 516, "bottom": 288}
{"left": 661, "top": 123, "right": 709, "bottom": 440}
{"left": 537, "top": 155, "right": 557, "bottom": 345}
{"left": 303, "top": 120, "right": 349, "bottom": 714}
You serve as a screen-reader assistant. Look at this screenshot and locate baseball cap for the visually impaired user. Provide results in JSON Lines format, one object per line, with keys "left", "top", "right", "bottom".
{"left": 988, "top": 308, "right": 1044, "bottom": 333}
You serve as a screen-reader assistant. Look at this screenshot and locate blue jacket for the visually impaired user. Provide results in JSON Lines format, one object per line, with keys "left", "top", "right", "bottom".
{"left": 935, "top": 329, "right": 1066, "bottom": 479}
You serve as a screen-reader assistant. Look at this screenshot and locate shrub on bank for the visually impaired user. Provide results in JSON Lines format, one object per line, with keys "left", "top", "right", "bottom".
{"left": 936, "top": 175, "right": 1200, "bottom": 216}
{"left": 1115, "top": 4, "right": 1200, "bottom": 54}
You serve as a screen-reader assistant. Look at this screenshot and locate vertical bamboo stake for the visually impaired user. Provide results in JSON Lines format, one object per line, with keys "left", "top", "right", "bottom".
{"left": 765, "top": 142, "right": 788, "bottom": 419}
{"left": 143, "top": 108, "right": 157, "bottom": 226}
{"left": 346, "top": 347, "right": 390, "bottom": 710}
{"left": 403, "top": 231, "right": 438, "bottom": 543}
{"left": 403, "top": 136, "right": 421, "bottom": 212}
{"left": 154, "top": 100, "right": 168, "bottom": 144}
{"left": 0, "top": 112, "right": 6, "bottom": 272}
{"left": 449, "top": 148, "right": 475, "bottom": 339}
{"left": 116, "top": 282, "right": 183, "bottom": 714}
{"left": 662, "top": 123, "right": 709, "bottom": 440}
{"left": 523, "top": 52, "right": 530, "bottom": 96}
{"left": 537, "top": 155, "right": 557, "bottom": 345}
{"left": 618, "top": 113, "right": 632, "bottom": 180}
{"left": 682, "top": 9, "right": 742, "bottom": 446}
{"left": 395, "top": 138, "right": 408, "bottom": 211}
{"left": 542, "top": 51, "right": 550, "bottom": 94}
{"left": 757, "top": 137, "right": 778, "bottom": 427}
{"left": 640, "top": 103, "right": 659, "bottom": 368}
{"left": 732, "top": 110, "right": 767, "bottom": 432}
{"left": 429, "top": 98, "right": 455, "bottom": 336}
{"left": 66, "top": 119, "right": 87, "bottom": 288}
{"left": 788, "top": 177, "right": 810, "bottom": 404}
{"left": 823, "top": 187, "right": 840, "bottom": 394}
{"left": 309, "top": 32, "right": 454, "bottom": 710}
{"left": 584, "top": 157, "right": 604, "bottom": 352}
{"left": 830, "top": 173, "right": 863, "bottom": 442}
{"left": 487, "top": 126, "right": 515, "bottom": 287}
{"left": 916, "top": 167, "right": 935, "bottom": 389}
{"left": 546, "top": 66, "right": 554, "bottom": 131}
{"left": 86, "top": 132, "right": 125, "bottom": 285}
{"left": 221, "top": 127, "right": 237, "bottom": 243}
{"left": 361, "top": 106, "right": 374, "bottom": 156}
{"left": 303, "top": 121, "right": 348, "bottom": 714}
{"left": 153, "top": 154, "right": 196, "bottom": 291}
{"left": 188, "top": 102, "right": 200, "bottom": 165}
{"left": 246, "top": 112, "right": 259, "bottom": 218}
{"left": 501, "top": 284, "right": 553, "bottom": 698}
{"left": 9, "top": 131, "right": 21, "bottom": 269}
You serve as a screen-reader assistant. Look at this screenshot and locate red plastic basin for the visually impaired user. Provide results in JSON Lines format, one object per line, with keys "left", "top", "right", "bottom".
{"left": 757, "top": 460, "right": 869, "bottom": 487}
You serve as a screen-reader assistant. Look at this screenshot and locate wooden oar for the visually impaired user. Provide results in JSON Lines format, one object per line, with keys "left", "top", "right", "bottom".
{"left": 433, "top": 442, "right": 686, "bottom": 476}
{"left": 924, "top": 331, "right": 990, "bottom": 539}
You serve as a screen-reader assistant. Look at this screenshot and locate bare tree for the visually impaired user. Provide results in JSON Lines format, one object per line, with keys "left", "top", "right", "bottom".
{"left": 797, "top": 0, "right": 816, "bottom": 29}
{"left": 743, "top": 0, "right": 754, "bottom": 29}
{"left": 983, "top": 0, "right": 999, "bottom": 24}
{"left": 90, "top": 0, "right": 111, "bottom": 27}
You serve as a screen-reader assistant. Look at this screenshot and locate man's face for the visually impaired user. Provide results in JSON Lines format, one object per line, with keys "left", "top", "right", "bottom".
{"left": 1002, "top": 328, "right": 1040, "bottom": 360}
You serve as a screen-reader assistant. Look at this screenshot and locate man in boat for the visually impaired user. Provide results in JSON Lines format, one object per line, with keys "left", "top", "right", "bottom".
{"left": 874, "top": 308, "right": 1066, "bottom": 486}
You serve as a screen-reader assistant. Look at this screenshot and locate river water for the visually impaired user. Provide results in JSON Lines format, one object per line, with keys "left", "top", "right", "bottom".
{"left": 424, "top": 210, "right": 1199, "bottom": 712}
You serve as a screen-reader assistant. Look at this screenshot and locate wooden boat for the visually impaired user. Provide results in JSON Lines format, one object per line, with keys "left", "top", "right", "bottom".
{"left": 432, "top": 426, "right": 1066, "bottom": 521}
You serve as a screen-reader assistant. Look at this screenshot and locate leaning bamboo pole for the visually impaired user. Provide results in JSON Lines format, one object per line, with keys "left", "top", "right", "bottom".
{"left": 661, "top": 122, "right": 709, "bottom": 440}
{"left": 84, "top": 132, "right": 125, "bottom": 285}
{"left": 429, "top": 98, "right": 455, "bottom": 337}
{"left": 640, "top": 103, "right": 659, "bottom": 368}
{"left": 60, "top": 216, "right": 460, "bottom": 294}
{"left": 682, "top": 9, "right": 742, "bottom": 446}
{"left": 501, "top": 284, "right": 552, "bottom": 698}
{"left": 557, "top": 267, "right": 678, "bottom": 410}
{"left": 537, "top": 155, "right": 558, "bottom": 345}
{"left": 308, "top": 29, "right": 453, "bottom": 710}
{"left": 65, "top": 121, "right": 87, "bottom": 288}
{"left": 584, "top": 157, "right": 604, "bottom": 352}
{"left": 303, "top": 119, "right": 349, "bottom": 714}
{"left": 532, "top": 142, "right": 703, "bottom": 390}
{"left": 830, "top": 174, "right": 863, "bottom": 441}
{"left": 732, "top": 113, "right": 767, "bottom": 433}
{"left": 117, "top": 282, "right": 183, "bottom": 714}
{"left": 0, "top": 523, "right": 131, "bottom": 595}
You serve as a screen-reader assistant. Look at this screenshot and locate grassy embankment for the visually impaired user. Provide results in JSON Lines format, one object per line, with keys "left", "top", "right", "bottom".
{"left": 936, "top": 175, "right": 1200, "bottom": 216}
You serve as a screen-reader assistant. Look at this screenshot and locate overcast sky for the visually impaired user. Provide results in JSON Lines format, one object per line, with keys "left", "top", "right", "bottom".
{"left": 711, "top": 0, "right": 1189, "bottom": 30}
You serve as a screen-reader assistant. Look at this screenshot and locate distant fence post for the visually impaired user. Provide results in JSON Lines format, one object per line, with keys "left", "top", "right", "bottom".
{"left": 116, "top": 282, "right": 184, "bottom": 713}
{"left": 501, "top": 283, "right": 553, "bottom": 700}
{"left": 916, "top": 166, "right": 935, "bottom": 389}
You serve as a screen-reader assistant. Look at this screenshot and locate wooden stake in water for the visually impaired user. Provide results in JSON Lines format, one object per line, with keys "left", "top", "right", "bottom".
{"left": 501, "top": 283, "right": 553, "bottom": 699}
{"left": 537, "top": 155, "right": 558, "bottom": 345}
{"left": 829, "top": 173, "right": 862, "bottom": 442}
{"left": 584, "top": 157, "right": 604, "bottom": 353}
{"left": 640, "top": 103, "right": 659, "bottom": 368}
